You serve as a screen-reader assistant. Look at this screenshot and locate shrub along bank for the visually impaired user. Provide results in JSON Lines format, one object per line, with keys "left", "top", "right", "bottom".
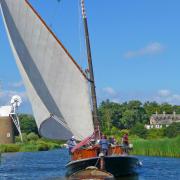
{"left": 0, "top": 132, "right": 64, "bottom": 153}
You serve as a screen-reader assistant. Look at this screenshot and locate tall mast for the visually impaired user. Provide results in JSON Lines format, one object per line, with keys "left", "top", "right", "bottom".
{"left": 80, "top": 0, "right": 99, "bottom": 137}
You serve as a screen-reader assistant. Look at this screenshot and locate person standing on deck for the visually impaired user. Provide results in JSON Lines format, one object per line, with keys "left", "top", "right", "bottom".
{"left": 121, "top": 133, "right": 129, "bottom": 154}
{"left": 99, "top": 135, "right": 109, "bottom": 156}
{"left": 67, "top": 136, "right": 77, "bottom": 155}
{"left": 122, "top": 133, "right": 129, "bottom": 146}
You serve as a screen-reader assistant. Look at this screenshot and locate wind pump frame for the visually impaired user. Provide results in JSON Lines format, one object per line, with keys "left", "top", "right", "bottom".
{"left": 9, "top": 95, "right": 23, "bottom": 142}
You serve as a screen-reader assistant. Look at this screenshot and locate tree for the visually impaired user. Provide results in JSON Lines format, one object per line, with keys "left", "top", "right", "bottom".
{"left": 164, "top": 122, "right": 180, "bottom": 138}
{"left": 19, "top": 114, "right": 38, "bottom": 134}
{"left": 130, "top": 123, "right": 147, "bottom": 138}
{"left": 98, "top": 99, "right": 180, "bottom": 138}
{"left": 160, "top": 103, "right": 173, "bottom": 114}
{"left": 144, "top": 101, "right": 160, "bottom": 118}
{"left": 121, "top": 109, "right": 136, "bottom": 129}
{"left": 127, "top": 100, "right": 142, "bottom": 110}
{"left": 146, "top": 128, "right": 165, "bottom": 139}
{"left": 173, "top": 105, "right": 180, "bottom": 114}
{"left": 98, "top": 100, "right": 123, "bottom": 130}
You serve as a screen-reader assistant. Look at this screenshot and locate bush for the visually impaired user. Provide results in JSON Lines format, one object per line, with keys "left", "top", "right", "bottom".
{"left": 15, "top": 136, "right": 22, "bottom": 143}
{"left": 130, "top": 123, "right": 147, "bottom": 138}
{"left": 164, "top": 122, "right": 180, "bottom": 138}
{"left": 146, "top": 128, "right": 165, "bottom": 139}
{"left": 40, "top": 137, "right": 65, "bottom": 145}
{"left": 21, "top": 133, "right": 28, "bottom": 143}
{"left": 47, "top": 143, "right": 60, "bottom": 149}
{"left": 27, "top": 132, "right": 39, "bottom": 141}
{"left": 36, "top": 140, "right": 50, "bottom": 151}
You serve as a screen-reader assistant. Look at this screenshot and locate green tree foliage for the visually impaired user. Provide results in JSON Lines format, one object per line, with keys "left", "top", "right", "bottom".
{"left": 98, "top": 100, "right": 123, "bottom": 130}
{"left": 130, "top": 123, "right": 148, "bottom": 138}
{"left": 160, "top": 103, "right": 173, "bottom": 114}
{"left": 19, "top": 114, "right": 38, "bottom": 134}
{"left": 98, "top": 99, "right": 180, "bottom": 139}
{"left": 27, "top": 132, "right": 39, "bottom": 141}
{"left": 144, "top": 101, "right": 160, "bottom": 118}
{"left": 164, "top": 122, "right": 180, "bottom": 138}
{"left": 173, "top": 106, "right": 180, "bottom": 114}
{"left": 146, "top": 128, "right": 165, "bottom": 139}
{"left": 99, "top": 100, "right": 148, "bottom": 131}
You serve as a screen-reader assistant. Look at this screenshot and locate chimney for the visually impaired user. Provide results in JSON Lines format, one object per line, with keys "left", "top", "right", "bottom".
{"left": 163, "top": 111, "right": 166, "bottom": 116}
{"left": 173, "top": 111, "right": 176, "bottom": 118}
{"left": 156, "top": 111, "right": 158, "bottom": 116}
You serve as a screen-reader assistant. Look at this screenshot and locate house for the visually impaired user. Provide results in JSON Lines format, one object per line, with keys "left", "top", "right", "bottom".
{"left": 145, "top": 111, "right": 180, "bottom": 129}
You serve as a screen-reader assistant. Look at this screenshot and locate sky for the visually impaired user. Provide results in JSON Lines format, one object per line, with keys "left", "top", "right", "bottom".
{"left": 1, "top": 0, "right": 180, "bottom": 114}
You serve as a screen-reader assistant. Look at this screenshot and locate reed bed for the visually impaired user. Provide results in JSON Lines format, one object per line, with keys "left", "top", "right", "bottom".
{"left": 131, "top": 136, "right": 180, "bottom": 158}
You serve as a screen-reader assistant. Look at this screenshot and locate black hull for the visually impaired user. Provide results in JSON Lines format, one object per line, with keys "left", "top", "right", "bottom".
{"left": 66, "top": 155, "right": 139, "bottom": 177}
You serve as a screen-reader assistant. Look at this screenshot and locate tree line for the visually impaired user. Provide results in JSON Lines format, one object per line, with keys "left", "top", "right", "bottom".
{"left": 98, "top": 100, "right": 180, "bottom": 138}
{"left": 17, "top": 100, "right": 180, "bottom": 139}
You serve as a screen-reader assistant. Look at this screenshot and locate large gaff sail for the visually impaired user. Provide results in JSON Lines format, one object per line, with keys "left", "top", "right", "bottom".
{"left": 0, "top": 0, "right": 94, "bottom": 140}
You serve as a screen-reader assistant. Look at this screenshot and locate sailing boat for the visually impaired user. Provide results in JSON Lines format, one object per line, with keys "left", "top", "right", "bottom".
{"left": 0, "top": 0, "right": 139, "bottom": 177}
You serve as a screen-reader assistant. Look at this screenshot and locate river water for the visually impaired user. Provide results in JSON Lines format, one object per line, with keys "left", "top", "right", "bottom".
{"left": 0, "top": 149, "right": 180, "bottom": 180}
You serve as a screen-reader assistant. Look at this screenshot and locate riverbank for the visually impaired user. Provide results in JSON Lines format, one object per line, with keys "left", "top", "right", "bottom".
{"left": 0, "top": 133, "right": 64, "bottom": 153}
{"left": 1, "top": 134, "right": 180, "bottom": 158}
{"left": 131, "top": 136, "right": 180, "bottom": 158}
{"left": 0, "top": 140, "right": 63, "bottom": 153}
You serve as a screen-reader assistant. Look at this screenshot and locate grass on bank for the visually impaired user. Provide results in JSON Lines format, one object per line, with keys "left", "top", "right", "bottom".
{"left": 131, "top": 136, "right": 180, "bottom": 158}
{"left": 1, "top": 132, "right": 180, "bottom": 158}
{"left": 0, "top": 133, "right": 64, "bottom": 153}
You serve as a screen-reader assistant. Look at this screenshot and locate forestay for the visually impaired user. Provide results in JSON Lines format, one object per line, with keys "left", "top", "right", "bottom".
{"left": 0, "top": 0, "right": 94, "bottom": 140}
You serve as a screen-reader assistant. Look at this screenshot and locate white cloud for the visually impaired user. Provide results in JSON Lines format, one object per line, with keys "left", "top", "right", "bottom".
{"left": 97, "top": 87, "right": 121, "bottom": 104}
{"left": 172, "top": 94, "right": 180, "bottom": 101}
{"left": 102, "top": 87, "right": 117, "bottom": 97}
{"left": 154, "top": 90, "right": 180, "bottom": 105}
{"left": 124, "top": 42, "right": 165, "bottom": 59}
{"left": 158, "top": 89, "right": 171, "bottom": 97}
{"left": 98, "top": 87, "right": 180, "bottom": 105}
{"left": 8, "top": 81, "right": 24, "bottom": 88}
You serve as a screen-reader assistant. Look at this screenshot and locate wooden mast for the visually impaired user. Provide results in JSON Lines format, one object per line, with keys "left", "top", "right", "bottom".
{"left": 80, "top": 0, "right": 100, "bottom": 138}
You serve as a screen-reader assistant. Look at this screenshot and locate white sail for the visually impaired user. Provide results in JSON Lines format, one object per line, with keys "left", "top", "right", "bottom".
{"left": 0, "top": 0, "right": 94, "bottom": 140}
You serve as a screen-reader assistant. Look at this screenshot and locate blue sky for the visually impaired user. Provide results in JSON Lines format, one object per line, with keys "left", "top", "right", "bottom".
{"left": 1, "top": 0, "right": 180, "bottom": 113}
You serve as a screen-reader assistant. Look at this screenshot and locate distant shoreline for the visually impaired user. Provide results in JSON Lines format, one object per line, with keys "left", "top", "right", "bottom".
{"left": 0, "top": 140, "right": 64, "bottom": 153}
{"left": 1, "top": 137, "right": 180, "bottom": 158}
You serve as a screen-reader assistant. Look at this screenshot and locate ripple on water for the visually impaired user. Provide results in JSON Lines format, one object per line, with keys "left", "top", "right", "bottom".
{"left": 0, "top": 149, "right": 180, "bottom": 180}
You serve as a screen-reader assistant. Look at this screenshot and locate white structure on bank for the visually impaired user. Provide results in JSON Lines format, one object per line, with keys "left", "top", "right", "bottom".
{"left": 0, "top": 95, "right": 23, "bottom": 144}
{"left": 145, "top": 111, "right": 180, "bottom": 129}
